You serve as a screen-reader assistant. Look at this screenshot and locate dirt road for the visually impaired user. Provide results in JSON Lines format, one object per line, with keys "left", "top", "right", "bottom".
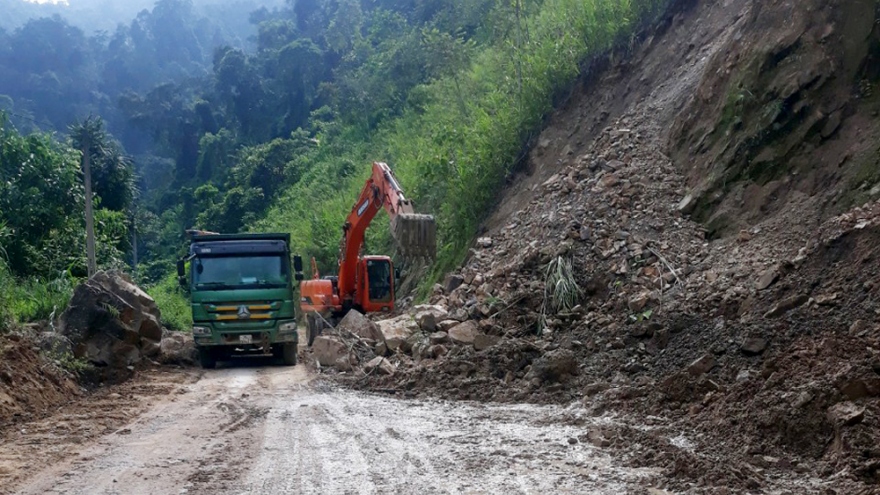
{"left": 0, "top": 359, "right": 670, "bottom": 495}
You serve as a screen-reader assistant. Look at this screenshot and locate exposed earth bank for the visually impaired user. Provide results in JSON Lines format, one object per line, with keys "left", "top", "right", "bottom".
{"left": 305, "top": 0, "right": 880, "bottom": 492}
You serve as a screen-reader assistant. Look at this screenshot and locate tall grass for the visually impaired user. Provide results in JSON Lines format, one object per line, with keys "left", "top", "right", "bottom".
{"left": 260, "top": 0, "right": 673, "bottom": 294}
{"left": 145, "top": 272, "right": 192, "bottom": 332}
{"left": 0, "top": 260, "right": 75, "bottom": 330}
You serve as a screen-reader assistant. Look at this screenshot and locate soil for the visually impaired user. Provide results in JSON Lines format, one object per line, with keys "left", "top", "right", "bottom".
{"left": 0, "top": 328, "right": 84, "bottom": 429}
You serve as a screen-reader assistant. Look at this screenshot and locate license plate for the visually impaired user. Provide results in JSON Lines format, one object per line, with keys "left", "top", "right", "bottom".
{"left": 239, "top": 334, "right": 253, "bottom": 344}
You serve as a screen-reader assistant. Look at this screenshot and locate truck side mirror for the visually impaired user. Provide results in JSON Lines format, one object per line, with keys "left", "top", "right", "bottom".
{"left": 176, "top": 260, "right": 187, "bottom": 287}
{"left": 293, "top": 255, "right": 304, "bottom": 281}
{"left": 394, "top": 267, "right": 401, "bottom": 281}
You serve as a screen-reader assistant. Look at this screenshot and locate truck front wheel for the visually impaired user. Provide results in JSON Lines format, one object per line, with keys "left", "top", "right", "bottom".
{"left": 282, "top": 342, "right": 297, "bottom": 366}
{"left": 198, "top": 347, "right": 217, "bottom": 369}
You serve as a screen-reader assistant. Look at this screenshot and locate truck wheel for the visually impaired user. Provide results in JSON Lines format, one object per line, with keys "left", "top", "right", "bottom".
{"left": 282, "top": 342, "right": 297, "bottom": 366}
{"left": 198, "top": 347, "right": 216, "bottom": 369}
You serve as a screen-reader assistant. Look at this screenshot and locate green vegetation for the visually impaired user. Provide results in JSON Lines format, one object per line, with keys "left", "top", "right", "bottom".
{"left": 145, "top": 273, "right": 193, "bottom": 332}
{"left": 0, "top": 260, "right": 74, "bottom": 331}
{"left": 0, "top": 0, "right": 673, "bottom": 325}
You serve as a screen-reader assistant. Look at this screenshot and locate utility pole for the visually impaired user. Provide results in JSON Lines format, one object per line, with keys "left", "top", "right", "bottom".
{"left": 81, "top": 136, "right": 97, "bottom": 277}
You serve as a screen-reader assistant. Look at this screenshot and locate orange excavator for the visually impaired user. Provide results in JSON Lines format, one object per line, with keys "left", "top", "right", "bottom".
{"left": 300, "top": 162, "right": 436, "bottom": 345}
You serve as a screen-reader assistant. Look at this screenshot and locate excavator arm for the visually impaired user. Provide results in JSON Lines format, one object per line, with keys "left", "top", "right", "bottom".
{"left": 335, "top": 162, "right": 436, "bottom": 303}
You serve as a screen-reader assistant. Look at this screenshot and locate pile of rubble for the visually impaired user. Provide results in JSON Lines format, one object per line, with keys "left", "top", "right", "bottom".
{"left": 309, "top": 112, "right": 880, "bottom": 490}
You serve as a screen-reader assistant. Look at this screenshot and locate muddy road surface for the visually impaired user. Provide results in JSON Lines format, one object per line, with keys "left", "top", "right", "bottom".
{"left": 0, "top": 359, "right": 669, "bottom": 495}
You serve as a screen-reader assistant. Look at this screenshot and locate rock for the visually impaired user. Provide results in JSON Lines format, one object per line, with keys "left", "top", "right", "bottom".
{"left": 60, "top": 271, "right": 165, "bottom": 370}
{"left": 138, "top": 313, "right": 163, "bottom": 342}
{"left": 579, "top": 225, "right": 592, "bottom": 241}
{"left": 449, "top": 308, "right": 470, "bottom": 322}
{"left": 688, "top": 354, "right": 716, "bottom": 376}
{"left": 334, "top": 356, "right": 355, "bottom": 372}
{"left": 827, "top": 402, "right": 865, "bottom": 426}
{"left": 821, "top": 111, "right": 842, "bottom": 139}
{"left": 364, "top": 356, "right": 396, "bottom": 375}
{"left": 415, "top": 312, "right": 437, "bottom": 332}
{"left": 755, "top": 268, "right": 779, "bottom": 291}
{"left": 473, "top": 334, "right": 501, "bottom": 351}
{"left": 678, "top": 193, "right": 696, "bottom": 215}
{"left": 312, "top": 336, "right": 355, "bottom": 369}
{"left": 476, "top": 237, "right": 493, "bottom": 248}
{"left": 582, "top": 429, "right": 611, "bottom": 448}
{"left": 376, "top": 315, "right": 419, "bottom": 351}
{"left": 337, "top": 310, "right": 384, "bottom": 343}
{"left": 741, "top": 338, "right": 767, "bottom": 355}
{"left": 158, "top": 331, "right": 196, "bottom": 364}
{"left": 428, "top": 344, "right": 448, "bottom": 358}
{"left": 814, "top": 293, "right": 838, "bottom": 306}
{"left": 429, "top": 331, "right": 449, "bottom": 345}
{"left": 443, "top": 274, "right": 465, "bottom": 293}
{"left": 764, "top": 295, "right": 809, "bottom": 318}
{"left": 437, "top": 320, "right": 460, "bottom": 332}
{"left": 374, "top": 341, "right": 388, "bottom": 357}
{"left": 448, "top": 321, "right": 479, "bottom": 345}
{"left": 530, "top": 349, "right": 578, "bottom": 382}
{"left": 599, "top": 174, "right": 620, "bottom": 188}
{"left": 140, "top": 339, "right": 161, "bottom": 359}
{"left": 628, "top": 293, "right": 650, "bottom": 312}
{"left": 413, "top": 305, "right": 448, "bottom": 332}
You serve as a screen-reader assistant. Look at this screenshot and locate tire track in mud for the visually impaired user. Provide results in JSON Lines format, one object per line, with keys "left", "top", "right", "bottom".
{"left": 9, "top": 363, "right": 668, "bottom": 495}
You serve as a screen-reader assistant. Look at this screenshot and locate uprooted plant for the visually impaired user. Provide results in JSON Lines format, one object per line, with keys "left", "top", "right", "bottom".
{"left": 538, "top": 256, "right": 583, "bottom": 334}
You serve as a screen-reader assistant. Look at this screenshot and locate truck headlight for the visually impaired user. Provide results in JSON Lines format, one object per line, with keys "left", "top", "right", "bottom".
{"left": 192, "top": 326, "right": 211, "bottom": 336}
{"left": 279, "top": 322, "right": 297, "bottom": 333}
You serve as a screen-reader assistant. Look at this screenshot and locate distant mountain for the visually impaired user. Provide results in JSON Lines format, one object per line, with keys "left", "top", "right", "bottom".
{"left": 1, "top": 0, "right": 285, "bottom": 44}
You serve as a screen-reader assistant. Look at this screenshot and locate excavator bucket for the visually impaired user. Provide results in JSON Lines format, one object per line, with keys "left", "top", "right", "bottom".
{"left": 391, "top": 213, "right": 437, "bottom": 259}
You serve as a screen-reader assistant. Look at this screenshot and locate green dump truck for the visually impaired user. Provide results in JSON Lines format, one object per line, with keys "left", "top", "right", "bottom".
{"left": 178, "top": 233, "right": 304, "bottom": 369}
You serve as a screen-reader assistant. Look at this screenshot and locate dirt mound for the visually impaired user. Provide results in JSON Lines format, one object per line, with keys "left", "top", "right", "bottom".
{"left": 0, "top": 328, "right": 83, "bottom": 428}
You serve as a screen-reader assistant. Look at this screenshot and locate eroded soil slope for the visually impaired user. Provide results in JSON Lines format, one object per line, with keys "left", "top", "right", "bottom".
{"left": 320, "top": 0, "right": 880, "bottom": 492}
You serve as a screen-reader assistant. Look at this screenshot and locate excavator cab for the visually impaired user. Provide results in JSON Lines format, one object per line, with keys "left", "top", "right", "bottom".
{"left": 362, "top": 256, "right": 394, "bottom": 311}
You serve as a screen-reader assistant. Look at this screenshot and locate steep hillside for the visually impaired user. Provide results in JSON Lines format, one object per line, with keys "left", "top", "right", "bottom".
{"left": 319, "top": 0, "right": 880, "bottom": 492}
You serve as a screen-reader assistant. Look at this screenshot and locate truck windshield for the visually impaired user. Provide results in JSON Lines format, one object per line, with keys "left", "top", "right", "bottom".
{"left": 193, "top": 255, "right": 287, "bottom": 290}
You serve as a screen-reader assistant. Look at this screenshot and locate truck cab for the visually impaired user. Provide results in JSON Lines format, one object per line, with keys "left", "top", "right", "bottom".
{"left": 178, "top": 233, "right": 304, "bottom": 368}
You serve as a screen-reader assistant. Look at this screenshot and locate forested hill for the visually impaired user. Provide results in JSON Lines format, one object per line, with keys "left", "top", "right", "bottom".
{"left": 0, "top": 0, "right": 673, "bottom": 329}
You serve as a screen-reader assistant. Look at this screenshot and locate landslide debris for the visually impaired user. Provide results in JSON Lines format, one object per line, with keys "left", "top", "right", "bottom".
{"left": 310, "top": 0, "right": 880, "bottom": 492}
{"left": 0, "top": 271, "right": 197, "bottom": 429}
{"left": 59, "top": 270, "right": 197, "bottom": 382}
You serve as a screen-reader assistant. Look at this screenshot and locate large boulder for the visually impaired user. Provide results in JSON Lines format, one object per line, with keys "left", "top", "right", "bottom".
{"left": 312, "top": 335, "right": 357, "bottom": 370}
{"left": 336, "top": 310, "right": 384, "bottom": 343}
{"left": 376, "top": 315, "right": 419, "bottom": 351}
{"left": 60, "top": 271, "right": 165, "bottom": 369}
